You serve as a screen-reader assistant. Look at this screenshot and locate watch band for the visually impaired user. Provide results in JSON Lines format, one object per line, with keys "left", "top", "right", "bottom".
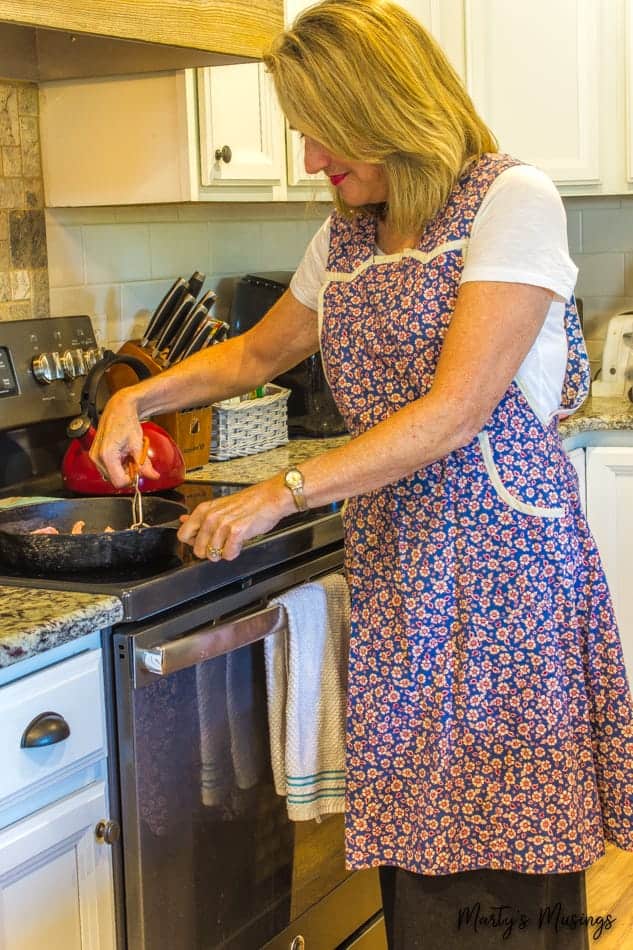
{"left": 284, "top": 467, "right": 308, "bottom": 511}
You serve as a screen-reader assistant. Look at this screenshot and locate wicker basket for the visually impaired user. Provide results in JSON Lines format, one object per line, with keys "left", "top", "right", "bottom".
{"left": 210, "top": 384, "right": 290, "bottom": 461}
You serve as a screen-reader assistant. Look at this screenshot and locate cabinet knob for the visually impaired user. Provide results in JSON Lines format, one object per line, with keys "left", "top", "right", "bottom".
{"left": 95, "top": 819, "right": 121, "bottom": 845}
{"left": 20, "top": 711, "right": 70, "bottom": 747}
{"left": 214, "top": 145, "right": 232, "bottom": 164}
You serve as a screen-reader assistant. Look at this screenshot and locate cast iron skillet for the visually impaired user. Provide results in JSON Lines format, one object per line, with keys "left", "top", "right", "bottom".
{"left": 0, "top": 497, "right": 188, "bottom": 573}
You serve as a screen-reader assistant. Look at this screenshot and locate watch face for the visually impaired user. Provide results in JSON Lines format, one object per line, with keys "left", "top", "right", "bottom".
{"left": 285, "top": 469, "right": 303, "bottom": 490}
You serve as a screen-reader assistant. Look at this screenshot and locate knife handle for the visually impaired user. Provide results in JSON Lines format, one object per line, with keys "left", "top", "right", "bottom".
{"left": 152, "top": 293, "right": 196, "bottom": 355}
{"left": 197, "top": 289, "right": 217, "bottom": 311}
{"left": 186, "top": 271, "right": 206, "bottom": 299}
{"left": 141, "top": 277, "right": 187, "bottom": 347}
{"left": 167, "top": 304, "right": 210, "bottom": 364}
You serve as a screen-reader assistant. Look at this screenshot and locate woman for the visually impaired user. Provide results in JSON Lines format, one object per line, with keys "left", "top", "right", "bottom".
{"left": 91, "top": 1, "right": 633, "bottom": 946}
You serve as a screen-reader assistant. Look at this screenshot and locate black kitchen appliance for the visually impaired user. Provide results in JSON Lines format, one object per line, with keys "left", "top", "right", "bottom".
{"left": 0, "top": 316, "right": 384, "bottom": 950}
{"left": 229, "top": 273, "right": 348, "bottom": 438}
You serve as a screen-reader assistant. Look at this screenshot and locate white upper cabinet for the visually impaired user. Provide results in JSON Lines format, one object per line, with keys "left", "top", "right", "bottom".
{"left": 40, "top": 70, "right": 287, "bottom": 205}
{"left": 197, "top": 63, "right": 286, "bottom": 188}
{"left": 465, "top": 0, "right": 601, "bottom": 186}
{"left": 626, "top": 0, "right": 633, "bottom": 183}
{"left": 39, "top": 0, "right": 633, "bottom": 205}
{"left": 398, "top": 0, "right": 465, "bottom": 77}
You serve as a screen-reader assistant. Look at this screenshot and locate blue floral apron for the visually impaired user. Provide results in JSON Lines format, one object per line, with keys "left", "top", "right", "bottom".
{"left": 319, "top": 153, "right": 633, "bottom": 875}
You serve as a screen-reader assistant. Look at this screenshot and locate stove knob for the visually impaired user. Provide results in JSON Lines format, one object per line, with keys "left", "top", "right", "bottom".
{"left": 61, "top": 349, "right": 80, "bottom": 379}
{"left": 72, "top": 348, "right": 86, "bottom": 376}
{"left": 51, "top": 351, "right": 64, "bottom": 380}
{"left": 83, "top": 348, "right": 97, "bottom": 371}
{"left": 32, "top": 353, "right": 55, "bottom": 384}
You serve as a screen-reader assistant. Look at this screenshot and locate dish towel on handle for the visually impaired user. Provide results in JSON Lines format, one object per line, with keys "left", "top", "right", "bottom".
{"left": 264, "top": 573, "right": 351, "bottom": 821}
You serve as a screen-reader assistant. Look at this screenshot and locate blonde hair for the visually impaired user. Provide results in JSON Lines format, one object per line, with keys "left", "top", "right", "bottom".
{"left": 264, "top": 0, "right": 497, "bottom": 236}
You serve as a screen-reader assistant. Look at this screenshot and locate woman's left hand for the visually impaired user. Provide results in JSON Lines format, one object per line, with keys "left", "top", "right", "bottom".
{"left": 177, "top": 477, "right": 293, "bottom": 561}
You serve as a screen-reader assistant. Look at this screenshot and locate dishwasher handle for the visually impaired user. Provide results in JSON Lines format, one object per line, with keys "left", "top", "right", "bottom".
{"left": 139, "top": 603, "right": 286, "bottom": 676}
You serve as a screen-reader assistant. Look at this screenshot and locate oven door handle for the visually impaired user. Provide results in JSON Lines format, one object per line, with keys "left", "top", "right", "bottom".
{"left": 138, "top": 603, "right": 286, "bottom": 677}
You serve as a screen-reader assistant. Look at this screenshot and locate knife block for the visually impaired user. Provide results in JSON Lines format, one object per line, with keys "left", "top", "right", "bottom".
{"left": 155, "top": 407, "right": 212, "bottom": 471}
{"left": 107, "top": 340, "right": 212, "bottom": 471}
{"left": 106, "top": 340, "right": 166, "bottom": 391}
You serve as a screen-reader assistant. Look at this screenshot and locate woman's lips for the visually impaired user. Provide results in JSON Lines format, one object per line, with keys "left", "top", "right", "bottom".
{"left": 329, "top": 173, "right": 348, "bottom": 186}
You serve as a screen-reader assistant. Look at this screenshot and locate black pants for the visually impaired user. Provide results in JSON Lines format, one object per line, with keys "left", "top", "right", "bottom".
{"left": 379, "top": 866, "right": 591, "bottom": 950}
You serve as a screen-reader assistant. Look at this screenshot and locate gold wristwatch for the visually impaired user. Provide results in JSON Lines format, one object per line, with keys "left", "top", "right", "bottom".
{"left": 283, "top": 467, "right": 308, "bottom": 511}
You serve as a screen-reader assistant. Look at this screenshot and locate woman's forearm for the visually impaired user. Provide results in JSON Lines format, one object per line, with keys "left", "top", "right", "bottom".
{"left": 122, "top": 289, "right": 320, "bottom": 419}
{"left": 297, "top": 389, "right": 479, "bottom": 508}
{"left": 127, "top": 335, "right": 267, "bottom": 419}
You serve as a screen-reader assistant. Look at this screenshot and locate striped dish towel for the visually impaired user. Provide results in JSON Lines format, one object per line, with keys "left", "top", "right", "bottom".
{"left": 264, "top": 573, "right": 350, "bottom": 821}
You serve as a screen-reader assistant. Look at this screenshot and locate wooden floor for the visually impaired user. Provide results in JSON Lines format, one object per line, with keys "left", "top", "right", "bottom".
{"left": 586, "top": 842, "right": 633, "bottom": 947}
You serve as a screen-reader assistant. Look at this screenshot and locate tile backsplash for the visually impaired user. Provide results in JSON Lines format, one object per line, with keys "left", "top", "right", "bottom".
{"left": 39, "top": 193, "right": 633, "bottom": 382}
{"left": 46, "top": 202, "right": 328, "bottom": 351}
{"left": 0, "top": 80, "right": 49, "bottom": 320}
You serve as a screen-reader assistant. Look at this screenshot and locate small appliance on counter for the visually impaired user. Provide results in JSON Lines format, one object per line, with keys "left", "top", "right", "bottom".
{"left": 592, "top": 311, "right": 633, "bottom": 398}
{"left": 230, "top": 272, "right": 348, "bottom": 437}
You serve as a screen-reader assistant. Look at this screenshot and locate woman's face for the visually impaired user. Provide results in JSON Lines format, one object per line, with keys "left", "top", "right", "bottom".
{"left": 303, "top": 135, "right": 388, "bottom": 205}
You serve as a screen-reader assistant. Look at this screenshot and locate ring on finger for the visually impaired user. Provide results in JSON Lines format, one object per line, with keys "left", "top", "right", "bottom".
{"left": 206, "top": 543, "right": 223, "bottom": 562}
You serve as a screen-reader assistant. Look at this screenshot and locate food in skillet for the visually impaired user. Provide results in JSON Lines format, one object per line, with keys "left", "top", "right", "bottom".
{"left": 31, "top": 521, "right": 116, "bottom": 534}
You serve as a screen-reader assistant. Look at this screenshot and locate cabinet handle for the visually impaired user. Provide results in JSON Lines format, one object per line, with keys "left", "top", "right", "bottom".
{"left": 20, "top": 711, "right": 70, "bottom": 748}
{"left": 290, "top": 939, "right": 305, "bottom": 950}
{"left": 95, "top": 819, "right": 121, "bottom": 845}
{"left": 214, "top": 144, "right": 232, "bottom": 163}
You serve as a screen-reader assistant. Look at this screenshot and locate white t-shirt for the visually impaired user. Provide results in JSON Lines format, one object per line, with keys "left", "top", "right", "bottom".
{"left": 290, "top": 164, "right": 578, "bottom": 424}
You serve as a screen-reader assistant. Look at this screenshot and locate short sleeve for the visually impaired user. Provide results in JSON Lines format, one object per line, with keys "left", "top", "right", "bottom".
{"left": 460, "top": 164, "right": 578, "bottom": 302}
{"left": 289, "top": 216, "right": 331, "bottom": 311}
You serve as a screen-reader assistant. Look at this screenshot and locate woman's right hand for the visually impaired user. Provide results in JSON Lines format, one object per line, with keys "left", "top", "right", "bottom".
{"left": 89, "top": 388, "right": 160, "bottom": 488}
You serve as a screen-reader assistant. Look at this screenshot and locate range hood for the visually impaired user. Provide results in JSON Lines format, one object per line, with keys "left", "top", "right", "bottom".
{"left": 0, "top": 0, "right": 283, "bottom": 81}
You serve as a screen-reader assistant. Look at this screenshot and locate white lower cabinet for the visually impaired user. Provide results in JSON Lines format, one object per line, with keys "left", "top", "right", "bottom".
{"left": 0, "top": 648, "right": 115, "bottom": 950}
{"left": 586, "top": 446, "right": 633, "bottom": 693}
{"left": 0, "top": 782, "right": 116, "bottom": 950}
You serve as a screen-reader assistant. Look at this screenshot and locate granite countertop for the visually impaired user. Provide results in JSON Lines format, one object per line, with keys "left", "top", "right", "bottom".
{"left": 559, "top": 395, "right": 633, "bottom": 437}
{"left": 0, "top": 586, "right": 123, "bottom": 670}
{"left": 186, "top": 436, "right": 351, "bottom": 484}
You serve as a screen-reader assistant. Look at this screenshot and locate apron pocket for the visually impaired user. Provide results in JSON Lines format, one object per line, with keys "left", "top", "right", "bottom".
{"left": 477, "top": 431, "right": 564, "bottom": 519}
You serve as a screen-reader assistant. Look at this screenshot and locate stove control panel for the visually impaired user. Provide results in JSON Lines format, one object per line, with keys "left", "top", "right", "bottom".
{"left": 0, "top": 316, "right": 100, "bottom": 430}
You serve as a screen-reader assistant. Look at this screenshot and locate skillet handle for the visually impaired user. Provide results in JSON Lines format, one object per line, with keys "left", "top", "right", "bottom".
{"left": 135, "top": 518, "right": 184, "bottom": 531}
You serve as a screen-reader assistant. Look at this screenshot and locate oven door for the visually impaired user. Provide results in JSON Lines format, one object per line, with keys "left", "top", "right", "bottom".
{"left": 113, "top": 550, "right": 382, "bottom": 950}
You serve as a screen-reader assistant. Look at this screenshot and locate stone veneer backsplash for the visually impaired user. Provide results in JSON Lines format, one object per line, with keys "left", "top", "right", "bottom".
{"left": 0, "top": 80, "right": 49, "bottom": 321}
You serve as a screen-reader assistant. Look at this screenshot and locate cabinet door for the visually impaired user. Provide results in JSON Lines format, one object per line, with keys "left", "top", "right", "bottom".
{"left": 0, "top": 782, "right": 116, "bottom": 950}
{"left": 626, "top": 0, "right": 633, "bottom": 183}
{"left": 465, "top": 0, "right": 601, "bottom": 185}
{"left": 586, "top": 446, "right": 633, "bottom": 693}
{"left": 197, "top": 63, "right": 286, "bottom": 186}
